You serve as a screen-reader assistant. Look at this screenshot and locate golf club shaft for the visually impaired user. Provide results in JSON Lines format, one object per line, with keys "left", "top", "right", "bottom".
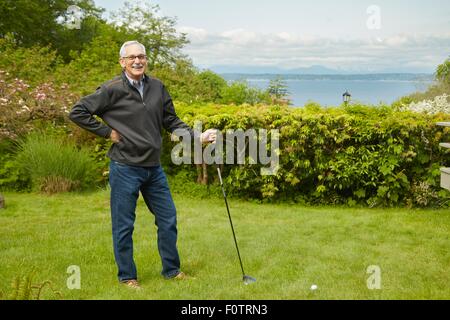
{"left": 217, "top": 167, "right": 246, "bottom": 277}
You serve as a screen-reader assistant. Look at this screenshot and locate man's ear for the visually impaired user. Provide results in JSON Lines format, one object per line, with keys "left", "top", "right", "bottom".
{"left": 119, "top": 58, "right": 126, "bottom": 69}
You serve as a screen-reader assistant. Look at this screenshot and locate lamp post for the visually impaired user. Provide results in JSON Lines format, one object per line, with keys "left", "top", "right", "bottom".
{"left": 343, "top": 91, "right": 351, "bottom": 105}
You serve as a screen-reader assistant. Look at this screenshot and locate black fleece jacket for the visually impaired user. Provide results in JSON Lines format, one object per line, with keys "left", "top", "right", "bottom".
{"left": 69, "top": 72, "right": 193, "bottom": 167}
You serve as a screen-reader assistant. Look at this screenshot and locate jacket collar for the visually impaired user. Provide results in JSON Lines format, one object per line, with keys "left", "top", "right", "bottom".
{"left": 121, "top": 71, "right": 149, "bottom": 85}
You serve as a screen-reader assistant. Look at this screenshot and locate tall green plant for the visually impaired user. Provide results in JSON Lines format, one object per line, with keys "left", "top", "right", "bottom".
{"left": 16, "top": 132, "right": 97, "bottom": 193}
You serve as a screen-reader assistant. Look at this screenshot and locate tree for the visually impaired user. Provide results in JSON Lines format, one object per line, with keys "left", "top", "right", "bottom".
{"left": 0, "top": 0, "right": 66, "bottom": 46}
{"left": 436, "top": 57, "right": 450, "bottom": 84}
{"left": 220, "top": 81, "right": 270, "bottom": 105}
{"left": 267, "top": 76, "right": 290, "bottom": 104}
{"left": 0, "top": 34, "right": 59, "bottom": 85}
{"left": 0, "top": 0, "right": 104, "bottom": 61}
{"left": 53, "top": 13, "right": 108, "bottom": 63}
{"left": 198, "top": 70, "right": 227, "bottom": 102}
{"left": 55, "top": 32, "right": 123, "bottom": 94}
{"left": 110, "top": 1, "right": 189, "bottom": 71}
{"left": 152, "top": 59, "right": 202, "bottom": 102}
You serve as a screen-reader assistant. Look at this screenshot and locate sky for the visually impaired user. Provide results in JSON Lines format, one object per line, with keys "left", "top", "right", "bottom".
{"left": 93, "top": 0, "right": 450, "bottom": 73}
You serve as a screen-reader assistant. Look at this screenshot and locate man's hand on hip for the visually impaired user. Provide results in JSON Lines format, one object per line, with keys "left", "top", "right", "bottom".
{"left": 110, "top": 129, "right": 121, "bottom": 143}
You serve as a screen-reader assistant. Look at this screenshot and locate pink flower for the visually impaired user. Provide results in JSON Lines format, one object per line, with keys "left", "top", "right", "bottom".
{"left": 36, "top": 93, "right": 47, "bottom": 100}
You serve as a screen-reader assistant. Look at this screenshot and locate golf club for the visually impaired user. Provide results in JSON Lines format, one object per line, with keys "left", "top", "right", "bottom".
{"left": 216, "top": 165, "right": 256, "bottom": 285}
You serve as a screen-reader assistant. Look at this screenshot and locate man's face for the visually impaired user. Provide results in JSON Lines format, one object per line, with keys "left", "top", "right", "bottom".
{"left": 119, "top": 44, "right": 147, "bottom": 80}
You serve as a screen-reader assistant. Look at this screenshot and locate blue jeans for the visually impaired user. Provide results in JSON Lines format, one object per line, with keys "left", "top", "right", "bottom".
{"left": 109, "top": 160, "right": 180, "bottom": 281}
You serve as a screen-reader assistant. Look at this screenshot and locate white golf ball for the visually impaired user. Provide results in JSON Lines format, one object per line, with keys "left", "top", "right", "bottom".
{"left": 310, "top": 284, "right": 318, "bottom": 290}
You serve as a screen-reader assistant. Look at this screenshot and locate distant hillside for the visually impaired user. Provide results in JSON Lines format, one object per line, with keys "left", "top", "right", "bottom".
{"left": 207, "top": 64, "right": 435, "bottom": 75}
{"left": 220, "top": 73, "right": 435, "bottom": 82}
{"left": 210, "top": 65, "right": 340, "bottom": 74}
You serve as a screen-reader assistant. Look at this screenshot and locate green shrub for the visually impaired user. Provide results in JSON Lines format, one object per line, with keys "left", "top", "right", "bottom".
{"left": 0, "top": 153, "right": 31, "bottom": 192}
{"left": 167, "top": 170, "right": 222, "bottom": 199}
{"left": 0, "top": 139, "right": 31, "bottom": 191}
{"left": 164, "top": 103, "right": 450, "bottom": 207}
{"left": 15, "top": 132, "right": 97, "bottom": 193}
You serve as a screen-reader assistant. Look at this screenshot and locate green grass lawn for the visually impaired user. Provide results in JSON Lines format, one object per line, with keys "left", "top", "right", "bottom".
{"left": 0, "top": 189, "right": 449, "bottom": 300}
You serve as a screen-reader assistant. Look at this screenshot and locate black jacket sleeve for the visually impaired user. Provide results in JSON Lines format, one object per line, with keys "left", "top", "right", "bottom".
{"left": 69, "top": 85, "right": 112, "bottom": 139}
{"left": 162, "top": 85, "right": 194, "bottom": 138}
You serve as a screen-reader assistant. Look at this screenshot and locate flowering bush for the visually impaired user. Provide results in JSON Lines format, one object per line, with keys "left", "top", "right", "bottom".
{"left": 0, "top": 70, "right": 79, "bottom": 141}
{"left": 402, "top": 94, "right": 450, "bottom": 115}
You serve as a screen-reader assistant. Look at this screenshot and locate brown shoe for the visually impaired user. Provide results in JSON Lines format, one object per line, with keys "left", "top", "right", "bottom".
{"left": 172, "top": 272, "right": 195, "bottom": 280}
{"left": 121, "top": 279, "right": 141, "bottom": 289}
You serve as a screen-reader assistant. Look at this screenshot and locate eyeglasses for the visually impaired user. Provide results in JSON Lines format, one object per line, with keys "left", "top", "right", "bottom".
{"left": 123, "top": 55, "right": 147, "bottom": 61}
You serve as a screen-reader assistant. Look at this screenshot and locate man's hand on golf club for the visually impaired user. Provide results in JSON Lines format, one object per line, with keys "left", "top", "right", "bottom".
{"left": 201, "top": 128, "right": 218, "bottom": 144}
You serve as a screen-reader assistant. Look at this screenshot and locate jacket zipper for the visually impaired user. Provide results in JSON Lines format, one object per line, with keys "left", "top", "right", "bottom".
{"left": 128, "top": 82, "right": 146, "bottom": 106}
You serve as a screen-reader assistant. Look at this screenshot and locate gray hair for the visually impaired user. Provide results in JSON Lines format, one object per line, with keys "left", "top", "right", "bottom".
{"left": 119, "top": 41, "right": 146, "bottom": 57}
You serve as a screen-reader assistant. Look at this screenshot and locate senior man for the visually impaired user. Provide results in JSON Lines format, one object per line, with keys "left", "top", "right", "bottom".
{"left": 69, "top": 40, "right": 216, "bottom": 289}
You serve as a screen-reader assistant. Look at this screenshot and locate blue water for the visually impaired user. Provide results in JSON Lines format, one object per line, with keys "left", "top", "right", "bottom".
{"left": 246, "top": 79, "right": 434, "bottom": 107}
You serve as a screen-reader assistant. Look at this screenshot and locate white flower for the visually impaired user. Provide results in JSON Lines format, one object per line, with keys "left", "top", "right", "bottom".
{"left": 404, "top": 94, "right": 450, "bottom": 114}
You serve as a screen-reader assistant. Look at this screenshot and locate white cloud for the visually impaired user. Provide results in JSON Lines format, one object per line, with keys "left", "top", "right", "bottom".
{"left": 220, "top": 29, "right": 260, "bottom": 46}
{"left": 178, "top": 26, "right": 208, "bottom": 42}
{"left": 180, "top": 27, "right": 450, "bottom": 72}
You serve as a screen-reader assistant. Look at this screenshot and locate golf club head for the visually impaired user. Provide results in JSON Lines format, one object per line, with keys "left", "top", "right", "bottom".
{"left": 243, "top": 275, "right": 256, "bottom": 285}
